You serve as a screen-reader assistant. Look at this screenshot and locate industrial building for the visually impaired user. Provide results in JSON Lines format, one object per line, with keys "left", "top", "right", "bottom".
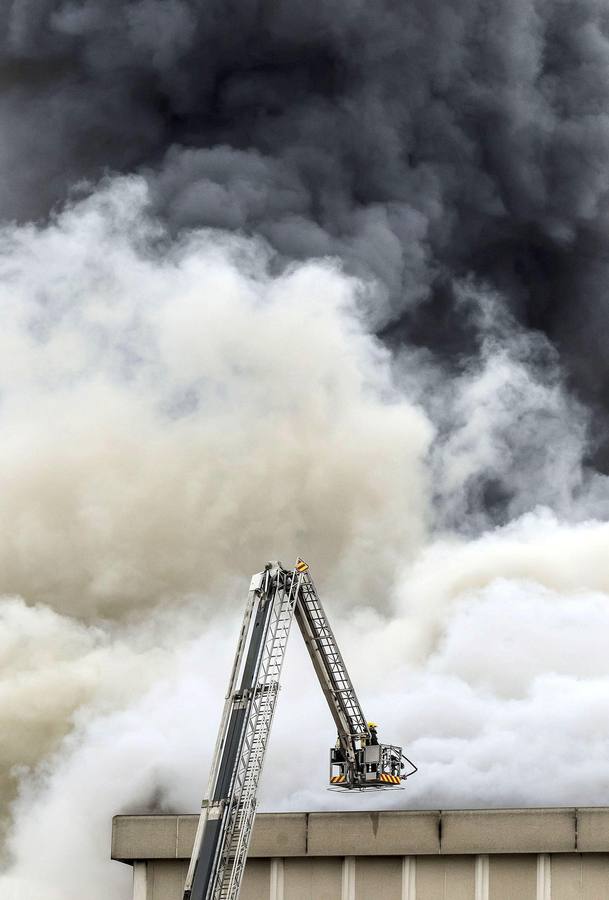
{"left": 112, "top": 807, "right": 609, "bottom": 899}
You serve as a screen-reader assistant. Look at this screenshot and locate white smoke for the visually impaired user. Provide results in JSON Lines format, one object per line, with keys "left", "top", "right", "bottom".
{"left": 0, "top": 176, "right": 430, "bottom": 618}
{"left": 2, "top": 176, "right": 609, "bottom": 899}
{"left": 0, "top": 175, "right": 432, "bottom": 897}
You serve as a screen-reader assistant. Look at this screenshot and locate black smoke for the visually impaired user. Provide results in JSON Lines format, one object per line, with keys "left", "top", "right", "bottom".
{"left": 3, "top": 0, "right": 609, "bottom": 497}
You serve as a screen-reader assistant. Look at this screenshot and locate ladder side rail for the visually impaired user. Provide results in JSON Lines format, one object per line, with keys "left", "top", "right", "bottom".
{"left": 207, "top": 574, "right": 268, "bottom": 791}
{"left": 206, "top": 573, "right": 280, "bottom": 897}
{"left": 300, "top": 575, "right": 368, "bottom": 735}
{"left": 219, "top": 594, "right": 284, "bottom": 886}
{"left": 215, "top": 570, "right": 302, "bottom": 900}
{"left": 184, "top": 579, "right": 260, "bottom": 897}
{"left": 295, "top": 575, "right": 369, "bottom": 759}
{"left": 221, "top": 570, "right": 292, "bottom": 827}
{"left": 293, "top": 594, "right": 353, "bottom": 749}
{"left": 185, "top": 570, "right": 277, "bottom": 900}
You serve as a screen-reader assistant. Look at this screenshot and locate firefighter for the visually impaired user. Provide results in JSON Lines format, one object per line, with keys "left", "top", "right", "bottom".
{"left": 367, "top": 722, "right": 379, "bottom": 745}
{"left": 334, "top": 733, "right": 345, "bottom": 761}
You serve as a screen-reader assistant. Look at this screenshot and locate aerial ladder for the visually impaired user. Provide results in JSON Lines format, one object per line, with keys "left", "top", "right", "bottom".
{"left": 183, "top": 559, "right": 416, "bottom": 900}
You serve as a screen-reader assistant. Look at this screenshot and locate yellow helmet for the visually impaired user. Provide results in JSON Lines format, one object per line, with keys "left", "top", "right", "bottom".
{"left": 367, "top": 722, "right": 378, "bottom": 729}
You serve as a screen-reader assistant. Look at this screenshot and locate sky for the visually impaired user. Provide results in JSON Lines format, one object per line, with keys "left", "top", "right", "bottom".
{"left": 2, "top": 1, "right": 609, "bottom": 897}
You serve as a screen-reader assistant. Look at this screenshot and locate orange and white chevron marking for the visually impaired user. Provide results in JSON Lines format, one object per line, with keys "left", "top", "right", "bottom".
{"left": 379, "top": 773, "right": 401, "bottom": 785}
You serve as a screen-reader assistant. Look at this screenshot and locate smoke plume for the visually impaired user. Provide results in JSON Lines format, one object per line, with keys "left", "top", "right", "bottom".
{"left": 5, "top": 0, "right": 609, "bottom": 444}
{"left": 2, "top": 1, "right": 609, "bottom": 898}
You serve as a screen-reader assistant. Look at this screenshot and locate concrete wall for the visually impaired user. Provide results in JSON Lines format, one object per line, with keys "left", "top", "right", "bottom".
{"left": 112, "top": 809, "right": 609, "bottom": 900}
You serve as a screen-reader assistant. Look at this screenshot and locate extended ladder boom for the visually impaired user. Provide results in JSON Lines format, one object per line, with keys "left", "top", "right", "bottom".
{"left": 183, "top": 563, "right": 301, "bottom": 900}
{"left": 184, "top": 560, "right": 415, "bottom": 900}
{"left": 294, "top": 569, "right": 369, "bottom": 766}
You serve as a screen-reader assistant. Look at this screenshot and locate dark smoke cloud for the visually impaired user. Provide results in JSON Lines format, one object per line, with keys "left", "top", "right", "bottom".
{"left": 3, "top": 0, "right": 609, "bottom": 494}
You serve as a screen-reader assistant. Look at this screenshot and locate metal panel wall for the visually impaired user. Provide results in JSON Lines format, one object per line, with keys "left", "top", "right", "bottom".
{"left": 283, "top": 857, "right": 342, "bottom": 900}
{"left": 416, "top": 856, "right": 476, "bottom": 900}
{"left": 140, "top": 853, "right": 609, "bottom": 900}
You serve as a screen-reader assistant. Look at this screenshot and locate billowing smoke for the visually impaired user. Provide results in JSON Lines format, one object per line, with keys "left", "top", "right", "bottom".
{"left": 2, "top": 1, "right": 609, "bottom": 898}
{"left": 6, "top": 0, "right": 609, "bottom": 450}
